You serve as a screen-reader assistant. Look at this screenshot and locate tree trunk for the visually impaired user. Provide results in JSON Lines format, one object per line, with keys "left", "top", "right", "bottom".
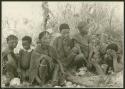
{"left": 42, "top": 2, "right": 49, "bottom": 31}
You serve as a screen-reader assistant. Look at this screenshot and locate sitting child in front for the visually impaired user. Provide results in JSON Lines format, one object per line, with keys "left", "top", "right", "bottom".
{"left": 18, "top": 36, "right": 33, "bottom": 83}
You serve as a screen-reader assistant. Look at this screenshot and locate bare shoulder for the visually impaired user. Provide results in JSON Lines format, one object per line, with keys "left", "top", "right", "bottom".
{"left": 52, "top": 36, "right": 63, "bottom": 47}
{"left": 54, "top": 36, "right": 62, "bottom": 41}
{"left": 19, "top": 49, "right": 24, "bottom": 53}
{"left": 2, "top": 47, "right": 9, "bottom": 57}
{"left": 2, "top": 47, "right": 9, "bottom": 53}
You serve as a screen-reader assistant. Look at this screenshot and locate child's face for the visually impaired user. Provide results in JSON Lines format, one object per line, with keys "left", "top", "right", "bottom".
{"left": 60, "top": 29, "right": 70, "bottom": 38}
{"left": 22, "top": 40, "right": 31, "bottom": 50}
{"left": 40, "top": 34, "right": 50, "bottom": 45}
{"left": 7, "top": 39, "right": 18, "bottom": 49}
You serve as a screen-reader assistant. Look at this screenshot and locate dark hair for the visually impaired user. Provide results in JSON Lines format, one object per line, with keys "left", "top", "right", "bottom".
{"left": 59, "top": 23, "right": 70, "bottom": 32}
{"left": 39, "top": 31, "right": 50, "bottom": 40}
{"left": 22, "top": 36, "right": 32, "bottom": 43}
{"left": 6, "top": 35, "right": 18, "bottom": 42}
{"left": 106, "top": 43, "right": 118, "bottom": 52}
{"left": 77, "top": 21, "right": 88, "bottom": 30}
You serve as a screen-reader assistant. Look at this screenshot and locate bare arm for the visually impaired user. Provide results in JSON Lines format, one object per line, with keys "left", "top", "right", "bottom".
{"left": 54, "top": 55, "right": 65, "bottom": 74}
{"left": 87, "top": 43, "right": 95, "bottom": 65}
{"left": 72, "top": 40, "right": 81, "bottom": 54}
{"left": 18, "top": 50, "right": 22, "bottom": 70}
{"left": 113, "top": 54, "right": 123, "bottom": 73}
{"left": 91, "top": 60, "right": 105, "bottom": 75}
{"left": 50, "top": 46, "right": 65, "bottom": 74}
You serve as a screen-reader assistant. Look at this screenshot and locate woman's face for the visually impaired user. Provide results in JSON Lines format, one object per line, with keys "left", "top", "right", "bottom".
{"left": 7, "top": 39, "right": 18, "bottom": 49}
{"left": 40, "top": 33, "right": 50, "bottom": 45}
{"left": 60, "top": 29, "right": 70, "bottom": 38}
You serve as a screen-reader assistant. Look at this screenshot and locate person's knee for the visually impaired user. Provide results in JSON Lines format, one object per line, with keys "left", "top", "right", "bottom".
{"left": 72, "top": 47, "right": 80, "bottom": 54}
{"left": 54, "top": 64, "right": 59, "bottom": 71}
{"left": 75, "top": 53, "right": 85, "bottom": 62}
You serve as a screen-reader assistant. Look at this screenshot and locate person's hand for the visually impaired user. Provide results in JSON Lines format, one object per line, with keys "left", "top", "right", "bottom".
{"left": 72, "top": 47, "right": 79, "bottom": 54}
{"left": 110, "top": 50, "right": 117, "bottom": 58}
{"left": 106, "top": 49, "right": 112, "bottom": 55}
{"left": 61, "top": 70, "right": 67, "bottom": 77}
{"left": 86, "top": 62, "right": 93, "bottom": 69}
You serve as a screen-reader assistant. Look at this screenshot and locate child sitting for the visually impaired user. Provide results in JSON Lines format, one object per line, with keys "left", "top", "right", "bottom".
{"left": 18, "top": 36, "right": 33, "bottom": 83}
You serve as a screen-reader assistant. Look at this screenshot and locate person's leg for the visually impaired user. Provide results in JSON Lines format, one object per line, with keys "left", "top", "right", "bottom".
{"left": 58, "top": 71, "right": 66, "bottom": 86}
{"left": 65, "top": 53, "right": 85, "bottom": 74}
{"left": 35, "top": 75, "right": 43, "bottom": 86}
{"left": 5, "top": 71, "right": 14, "bottom": 86}
{"left": 21, "top": 69, "right": 27, "bottom": 83}
{"left": 101, "top": 64, "right": 108, "bottom": 74}
{"left": 5, "top": 64, "right": 15, "bottom": 86}
{"left": 65, "top": 53, "right": 77, "bottom": 74}
{"left": 91, "top": 60, "right": 105, "bottom": 75}
{"left": 19, "top": 69, "right": 23, "bottom": 83}
{"left": 51, "top": 64, "right": 59, "bottom": 86}
{"left": 25, "top": 69, "right": 30, "bottom": 82}
{"left": 74, "top": 53, "right": 86, "bottom": 69}
{"left": 38, "top": 63, "right": 48, "bottom": 86}
{"left": 65, "top": 52, "right": 78, "bottom": 68}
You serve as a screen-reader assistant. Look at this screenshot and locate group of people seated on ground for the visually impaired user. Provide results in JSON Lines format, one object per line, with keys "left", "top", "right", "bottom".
{"left": 2, "top": 21, "right": 123, "bottom": 87}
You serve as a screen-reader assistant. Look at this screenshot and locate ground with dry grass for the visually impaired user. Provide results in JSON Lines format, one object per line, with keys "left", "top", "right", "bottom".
{"left": 1, "top": 67, "right": 123, "bottom": 88}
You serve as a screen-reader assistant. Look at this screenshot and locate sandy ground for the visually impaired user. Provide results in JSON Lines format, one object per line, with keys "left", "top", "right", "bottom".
{"left": 1, "top": 70, "right": 123, "bottom": 88}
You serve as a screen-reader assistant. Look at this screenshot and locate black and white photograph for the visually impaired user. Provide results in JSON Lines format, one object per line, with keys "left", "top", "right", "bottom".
{"left": 1, "top": 1, "right": 124, "bottom": 88}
